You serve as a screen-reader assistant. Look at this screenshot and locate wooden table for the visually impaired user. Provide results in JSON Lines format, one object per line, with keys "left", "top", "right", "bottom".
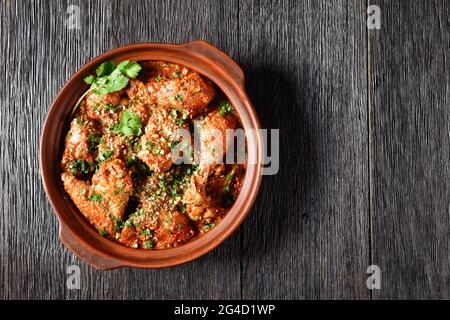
{"left": 1, "top": 0, "right": 449, "bottom": 299}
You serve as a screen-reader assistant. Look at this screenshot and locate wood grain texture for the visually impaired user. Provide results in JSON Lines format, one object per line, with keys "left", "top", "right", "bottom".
{"left": 369, "top": 0, "right": 450, "bottom": 299}
{"left": 1, "top": 0, "right": 449, "bottom": 300}
{"left": 237, "top": 0, "right": 370, "bottom": 299}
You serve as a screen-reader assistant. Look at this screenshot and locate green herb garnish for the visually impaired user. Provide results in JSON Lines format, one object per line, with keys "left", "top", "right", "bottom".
{"left": 143, "top": 240, "right": 153, "bottom": 249}
{"left": 203, "top": 223, "right": 215, "bottom": 231}
{"left": 218, "top": 101, "right": 234, "bottom": 115}
{"left": 72, "top": 60, "right": 141, "bottom": 116}
{"left": 112, "top": 109, "right": 142, "bottom": 137}
{"left": 87, "top": 193, "right": 103, "bottom": 202}
{"left": 96, "top": 149, "right": 112, "bottom": 162}
{"left": 68, "top": 159, "right": 93, "bottom": 176}
{"left": 223, "top": 191, "right": 236, "bottom": 207}
{"left": 87, "top": 132, "right": 102, "bottom": 152}
{"left": 175, "top": 94, "right": 183, "bottom": 102}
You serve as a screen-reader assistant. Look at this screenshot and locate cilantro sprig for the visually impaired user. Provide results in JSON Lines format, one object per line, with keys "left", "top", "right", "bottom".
{"left": 111, "top": 109, "right": 143, "bottom": 137}
{"left": 71, "top": 60, "right": 142, "bottom": 116}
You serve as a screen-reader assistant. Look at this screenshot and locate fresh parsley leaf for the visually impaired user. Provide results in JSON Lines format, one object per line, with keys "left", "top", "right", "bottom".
{"left": 104, "top": 72, "right": 129, "bottom": 93}
{"left": 72, "top": 60, "right": 142, "bottom": 116}
{"left": 113, "top": 109, "right": 143, "bottom": 137}
{"left": 96, "top": 61, "right": 116, "bottom": 77}
{"left": 84, "top": 75, "right": 96, "bottom": 84}
{"left": 117, "top": 60, "right": 142, "bottom": 78}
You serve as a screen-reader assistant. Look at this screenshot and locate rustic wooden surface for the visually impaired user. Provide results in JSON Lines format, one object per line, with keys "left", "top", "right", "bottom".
{"left": 0, "top": 0, "right": 448, "bottom": 299}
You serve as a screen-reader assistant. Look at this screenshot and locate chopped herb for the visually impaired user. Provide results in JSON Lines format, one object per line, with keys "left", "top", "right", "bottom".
{"left": 112, "top": 216, "right": 123, "bottom": 231}
{"left": 170, "top": 108, "right": 185, "bottom": 126}
{"left": 123, "top": 220, "right": 133, "bottom": 228}
{"left": 178, "top": 204, "right": 187, "bottom": 213}
{"left": 96, "top": 149, "right": 112, "bottom": 162}
{"left": 87, "top": 132, "right": 102, "bottom": 152}
{"left": 87, "top": 193, "right": 103, "bottom": 202}
{"left": 143, "top": 240, "right": 153, "bottom": 249}
{"left": 177, "top": 223, "right": 184, "bottom": 230}
{"left": 99, "top": 228, "right": 108, "bottom": 236}
{"left": 75, "top": 117, "right": 87, "bottom": 126}
{"left": 218, "top": 101, "right": 234, "bottom": 115}
{"left": 170, "top": 108, "right": 178, "bottom": 118}
{"left": 163, "top": 216, "right": 172, "bottom": 228}
{"left": 223, "top": 191, "right": 236, "bottom": 207}
{"left": 223, "top": 168, "right": 235, "bottom": 191}
{"left": 126, "top": 157, "right": 150, "bottom": 175}
{"left": 175, "top": 94, "right": 183, "bottom": 102}
{"left": 156, "top": 74, "right": 162, "bottom": 82}
{"left": 173, "top": 70, "right": 180, "bottom": 78}
{"left": 141, "top": 228, "right": 151, "bottom": 236}
{"left": 203, "top": 223, "right": 215, "bottom": 231}
{"left": 152, "top": 146, "right": 161, "bottom": 155}
{"left": 102, "top": 103, "right": 122, "bottom": 113}
{"left": 68, "top": 159, "right": 93, "bottom": 176}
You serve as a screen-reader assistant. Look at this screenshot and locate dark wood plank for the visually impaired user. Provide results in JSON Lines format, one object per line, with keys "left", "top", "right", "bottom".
{"left": 1, "top": 0, "right": 241, "bottom": 299}
{"left": 370, "top": 0, "right": 450, "bottom": 299}
{"left": 238, "top": 0, "right": 370, "bottom": 299}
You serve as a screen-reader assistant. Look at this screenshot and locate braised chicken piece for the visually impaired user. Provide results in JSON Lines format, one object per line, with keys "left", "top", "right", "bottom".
{"left": 126, "top": 79, "right": 154, "bottom": 106}
{"left": 61, "top": 60, "right": 245, "bottom": 249}
{"left": 86, "top": 91, "right": 122, "bottom": 109}
{"left": 125, "top": 79, "right": 154, "bottom": 125}
{"left": 91, "top": 159, "right": 133, "bottom": 219}
{"left": 137, "top": 106, "right": 189, "bottom": 173}
{"left": 61, "top": 172, "right": 115, "bottom": 234}
{"left": 96, "top": 130, "right": 141, "bottom": 164}
{"left": 182, "top": 168, "right": 222, "bottom": 221}
{"left": 195, "top": 107, "right": 239, "bottom": 168}
{"left": 153, "top": 210, "right": 195, "bottom": 249}
{"left": 183, "top": 164, "right": 246, "bottom": 229}
{"left": 61, "top": 159, "right": 133, "bottom": 236}
{"left": 81, "top": 93, "right": 124, "bottom": 128}
{"left": 146, "top": 61, "right": 216, "bottom": 118}
{"left": 182, "top": 107, "right": 241, "bottom": 222}
{"left": 61, "top": 117, "right": 100, "bottom": 175}
{"left": 119, "top": 166, "right": 196, "bottom": 249}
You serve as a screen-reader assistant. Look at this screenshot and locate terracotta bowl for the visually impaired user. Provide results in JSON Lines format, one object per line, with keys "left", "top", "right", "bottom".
{"left": 40, "top": 41, "right": 263, "bottom": 269}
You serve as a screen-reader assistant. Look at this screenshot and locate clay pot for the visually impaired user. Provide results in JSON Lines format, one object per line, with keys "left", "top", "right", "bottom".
{"left": 40, "top": 41, "right": 262, "bottom": 269}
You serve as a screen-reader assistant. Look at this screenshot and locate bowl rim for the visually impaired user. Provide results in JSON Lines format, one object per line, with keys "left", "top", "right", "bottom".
{"left": 40, "top": 40, "right": 263, "bottom": 269}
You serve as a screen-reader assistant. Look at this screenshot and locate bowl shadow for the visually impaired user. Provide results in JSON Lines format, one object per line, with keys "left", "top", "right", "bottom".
{"left": 239, "top": 62, "right": 319, "bottom": 259}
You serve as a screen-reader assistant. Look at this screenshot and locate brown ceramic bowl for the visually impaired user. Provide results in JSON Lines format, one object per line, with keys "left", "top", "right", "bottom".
{"left": 40, "top": 41, "right": 262, "bottom": 269}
